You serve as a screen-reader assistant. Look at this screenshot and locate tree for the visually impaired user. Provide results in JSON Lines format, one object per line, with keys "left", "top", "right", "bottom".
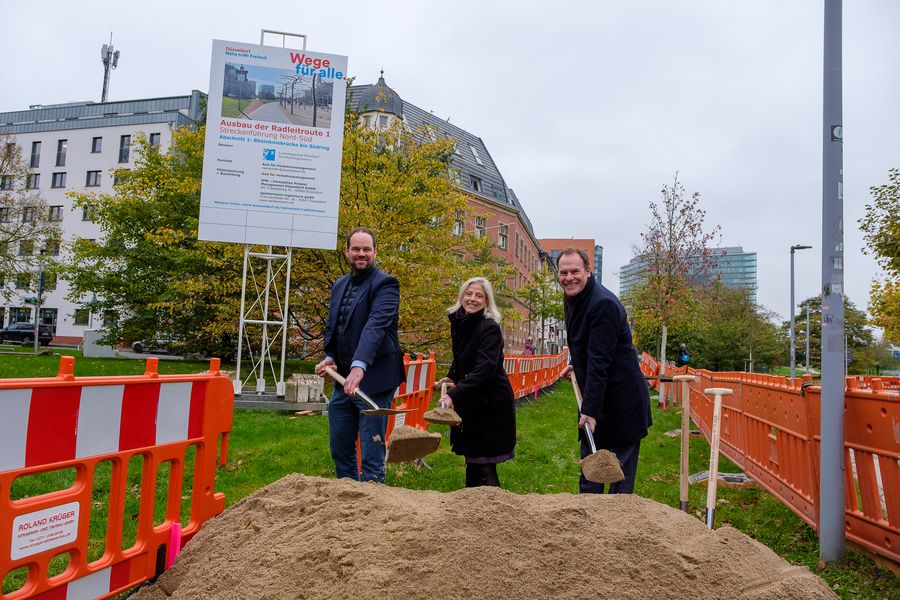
{"left": 0, "top": 135, "right": 62, "bottom": 301}
{"left": 859, "top": 168, "right": 900, "bottom": 342}
{"left": 627, "top": 173, "right": 721, "bottom": 380}
{"left": 526, "top": 264, "right": 564, "bottom": 354}
{"left": 786, "top": 295, "right": 873, "bottom": 375}
{"left": 691, "top": 282, "right": 784, "bottom": 372}
{"left": 287, "top": 118, "right": 511, "bottom": 359}
{"left": 63, "top": 111, "right": 510, "bottom": 359}
{"left": 63, "top": 129, "right": 244, "bottom": 357}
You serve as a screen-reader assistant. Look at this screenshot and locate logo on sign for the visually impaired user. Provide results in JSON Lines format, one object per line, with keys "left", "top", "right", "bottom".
{"left": 263, "top": 149, "right": 276, "bottom": 161}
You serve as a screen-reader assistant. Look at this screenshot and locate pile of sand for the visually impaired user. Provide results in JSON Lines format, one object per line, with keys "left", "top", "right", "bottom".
{"left": 133, "top": 475, "right": 836, "bottom": 600}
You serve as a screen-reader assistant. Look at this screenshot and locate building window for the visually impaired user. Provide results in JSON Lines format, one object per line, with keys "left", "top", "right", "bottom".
{"left": 363, "top": 115, "right": 372, "bottom": 127}
{"left": 56, "top": 139, "right": 67, "bottom": 167}
{"left": 51, "top": 172, "right": 66, "bottom": 188}
{"left": 454, "top": 211, "right": 465, "bottom": 236}
{"left": 26, "top": 173, "right": 40, "bottom": 189}
{"left": 470, "top": 176, "right": 483, "bottom": 193}
{"left": 22, "top": 206, "right": 35, "bottom": 223}
{"left": 469, "top": 144, "right": 484, "bottom": 166}
{"left": 113, "top": 169, "right": 129, "bottom": 185}
{"left": 47, "top": 240, "right": 60, "bottom": 256}
{"left": 10, "top": 307, "right": 31, "bottom": 323}
{"left": 102, "top": 310, "right": 118, "bottom": 327}
{"left": 42, "top": 272, "right": 57, "bottom": 292}
{"left": 475, "top": 216, "right": 486, "bottom": 237}
{"left": 86, "top": 170, "right": 101, "bottom": 187}
{"left": 15, "top": 273, "right": 31, "bottom": 289}
{"left": 91, "top": 136, "right": 103, "bottom": 153}
{"left": 19, "top": 240, "right": 34, "bottom": 256}
{"left": 82, "top": 207, "right": 94, "bottom": 222}
{"left": 378, "top": 115, "right": 388, "bottom": 127}
{"left": 149, "top": 133, "right": 161, "bottom": 149}
{"left": 30, "top": 141, "right": 41, "bottom": 168}
{"left": 118, "top": 135, "right": 131, "bottom": 163}
{"left": 515, "top": 233, "right": 520, "bottom": 258}
{"left": 448, "top": 168, "right": 461, "bottom": 185}
{"left": 0, "top": 207, "right": 9, "bottom": 223}
{"left": 498, "top": 224, "right": 509, "bottom": 250}
{"left": 74, "top": 308, "right": 90, "bottom": 326}
{"left": 48, "top": 205, "right": 63, "bottom": 222}
{"left": 0, "top": 176, "right": 12, "bottom": 190}
{"left": 491, "top": 184, "right": 504, "bottom": 200}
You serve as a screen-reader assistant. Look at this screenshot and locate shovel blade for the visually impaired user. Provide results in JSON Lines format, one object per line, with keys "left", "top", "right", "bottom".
{"left": 361, "top": 407, "right": 414, "bottom": 416}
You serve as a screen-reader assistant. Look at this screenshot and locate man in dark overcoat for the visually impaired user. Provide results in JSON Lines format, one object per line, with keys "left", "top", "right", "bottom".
{"left": 557, "top": 247, "right": 652, "bottom": 493}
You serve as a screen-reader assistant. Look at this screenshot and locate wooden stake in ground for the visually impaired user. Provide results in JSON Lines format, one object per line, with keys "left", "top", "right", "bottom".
{"left": 703, "top": 387, "right": 733, "bottom": 529}
{"left": 673, "top": 375, "right": 698, "bottom": 514}
{"left": 570, "top": 374, "right": 624, "bottom": 484}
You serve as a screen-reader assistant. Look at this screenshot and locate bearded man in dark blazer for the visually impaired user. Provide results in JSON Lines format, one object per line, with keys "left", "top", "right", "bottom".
{"left": 557, "top": 247, "right": 652, "bottom": 494}
{"left": 315, "top": 227, "right": 404, "bottom": 482}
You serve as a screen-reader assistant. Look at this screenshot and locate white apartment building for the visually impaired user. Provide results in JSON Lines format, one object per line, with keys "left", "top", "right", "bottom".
{"left": 0, "top": 92, "right": 204, "bottom": 343}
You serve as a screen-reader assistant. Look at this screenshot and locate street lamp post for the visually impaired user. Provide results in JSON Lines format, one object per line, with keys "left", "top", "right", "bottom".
{"left": 790, "top": 244, "right": 812, "bottom": 383}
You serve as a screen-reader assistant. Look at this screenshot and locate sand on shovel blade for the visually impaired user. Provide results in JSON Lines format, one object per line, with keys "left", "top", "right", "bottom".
{"left": 580, "top": 449, "right": 625, "bottom": 483}
{"left": 423, "top": 406, "right": 462, "bottom": 426}
{"left": 386, "top": 425, "right": 441, "bottom": 463}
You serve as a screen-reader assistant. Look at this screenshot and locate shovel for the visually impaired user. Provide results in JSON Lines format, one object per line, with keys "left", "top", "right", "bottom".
{"left": 324, "top": 366, "right": 412, "bottom": 416}
{"left": 570, "top": 373, "right": 625, "bottom": 484}
{"left": 424, "top": 382, "right": 462, "bottom": 426}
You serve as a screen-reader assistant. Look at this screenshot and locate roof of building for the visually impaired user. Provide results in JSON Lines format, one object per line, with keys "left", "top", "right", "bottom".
{"left": 348, "top": 76, "right": 537, "bottom": 241}
{"left": 0, "top": 91, "right": 206, "bottom": 135}
{"left": 350, "top": 72, "right": 404, "bottom": 117}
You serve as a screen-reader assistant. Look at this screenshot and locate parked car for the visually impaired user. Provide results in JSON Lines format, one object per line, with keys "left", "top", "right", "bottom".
{"left": 131, "top": 335, "right": 174, "bottom": 355}
{"left": 0, "top": 322, "right": 54, "bottom": 345}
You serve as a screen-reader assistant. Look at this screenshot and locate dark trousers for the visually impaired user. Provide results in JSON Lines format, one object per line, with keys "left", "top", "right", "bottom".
{"left": 579, "top": 435, "right": 641, "bottom": 494}
{"left": 328, "top": 387, "right": 394, "bottom": 483}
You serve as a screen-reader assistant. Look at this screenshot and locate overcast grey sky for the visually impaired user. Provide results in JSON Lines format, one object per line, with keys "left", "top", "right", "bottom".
{"left": 2, "top": 1, "right": 896, "bottom": 320}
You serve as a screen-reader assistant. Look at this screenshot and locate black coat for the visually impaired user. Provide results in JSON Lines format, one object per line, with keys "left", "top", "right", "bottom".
{"left": 564, "top": 276, "right": 652, "bottom": 449}
{"left": 445, "top": 308, "right": 516, "bottom": 458}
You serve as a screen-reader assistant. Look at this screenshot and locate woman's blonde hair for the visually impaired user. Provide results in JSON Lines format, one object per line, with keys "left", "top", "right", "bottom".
{"left": 447, "top": 277, "right": 502, "bottom": 324}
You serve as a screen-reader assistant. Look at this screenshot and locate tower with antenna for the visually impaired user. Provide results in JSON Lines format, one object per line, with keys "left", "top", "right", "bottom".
{"left": 100, "top": 35, "right": 120, "bottom": 103}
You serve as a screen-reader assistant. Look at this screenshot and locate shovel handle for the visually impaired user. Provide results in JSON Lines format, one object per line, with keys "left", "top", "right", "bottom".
{"left": 570, "top": 373, "right": 597, "bottom": 453}
{"left": 324, "top": 366, "right": 380, "bottom": 411}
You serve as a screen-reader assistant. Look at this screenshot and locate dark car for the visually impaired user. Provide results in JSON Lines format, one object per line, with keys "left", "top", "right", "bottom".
{"left": 1, "top": 322, "right": 54, "bottom": 345}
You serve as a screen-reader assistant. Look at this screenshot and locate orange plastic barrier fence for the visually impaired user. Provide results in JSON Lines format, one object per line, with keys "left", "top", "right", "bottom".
{"left": 1, "top": 357, "right": 234, "bottom": 600}
{"left": 640, "top": 353, "right": 900, "bottom": 565}
{"left": 386, "top": 353, "right": 437, "bottom": 438}
{"left": 504, "top": 349, "right": 570, "bottom": 400}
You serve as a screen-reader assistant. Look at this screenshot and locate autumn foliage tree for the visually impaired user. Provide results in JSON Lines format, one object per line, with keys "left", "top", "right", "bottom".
{"left": 627, "top": 173, "right": 721, "bottom": 372}
{"left": 860, "top": 168, "right": 900, "bottom": 342}
{"left": 288, "top": 117, "right": 511, "bottom": 358}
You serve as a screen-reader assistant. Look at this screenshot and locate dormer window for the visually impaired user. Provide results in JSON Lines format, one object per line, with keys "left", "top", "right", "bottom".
{"left": 469, "top": 144, "right": 483, "bottom": 165}
{"left": 470, "top": 176, "right": 483, "bottom": 193}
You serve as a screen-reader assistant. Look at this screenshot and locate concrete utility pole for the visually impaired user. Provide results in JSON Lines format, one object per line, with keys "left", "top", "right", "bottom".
{"left": 819, "top": 0, "right": 845, "bottom": 564}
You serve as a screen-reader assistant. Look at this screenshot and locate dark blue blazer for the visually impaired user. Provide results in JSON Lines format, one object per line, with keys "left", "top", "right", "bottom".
{"left": 323, "top": 266, "right": 405, "bottom": 395}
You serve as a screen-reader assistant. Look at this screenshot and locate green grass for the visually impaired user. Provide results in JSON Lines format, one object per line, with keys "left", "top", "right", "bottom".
{"left": 1, "top": 357, "right": 896, "bottom": 598}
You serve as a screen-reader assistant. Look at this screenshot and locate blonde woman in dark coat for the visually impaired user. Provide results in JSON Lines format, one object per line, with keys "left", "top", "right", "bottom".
{"left": 437, "top": 277, "right": 516, "bottom": 487}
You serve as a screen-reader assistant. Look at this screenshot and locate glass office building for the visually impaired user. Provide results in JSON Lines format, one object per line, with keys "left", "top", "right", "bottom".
{"left": 619, "top": 246, "right": 758, "bottom": 303}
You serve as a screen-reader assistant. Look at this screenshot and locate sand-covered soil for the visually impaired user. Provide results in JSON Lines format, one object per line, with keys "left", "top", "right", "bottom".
{"left": 133, "top": 474, "right": 837, "bottom": 600}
